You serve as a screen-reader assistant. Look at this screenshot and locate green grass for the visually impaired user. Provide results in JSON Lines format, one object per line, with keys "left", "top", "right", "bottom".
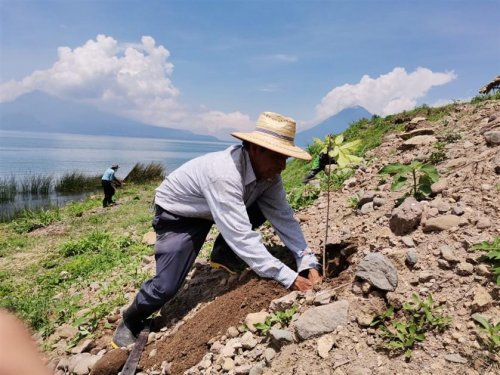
{"left": 10, "top": 207, "right": 62, "bottom": 234}
{"left": 0, "top": 181, "right": 158, "bottom": 339}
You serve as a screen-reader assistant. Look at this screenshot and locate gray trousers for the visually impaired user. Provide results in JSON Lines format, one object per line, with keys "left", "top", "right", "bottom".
{"left": 135, "top": 204, "right": 265, "bottom": 316}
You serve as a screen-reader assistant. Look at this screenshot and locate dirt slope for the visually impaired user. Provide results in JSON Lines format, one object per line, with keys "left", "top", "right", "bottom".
{"left": 52, "top": 99, "right": 499, "bottom": 375}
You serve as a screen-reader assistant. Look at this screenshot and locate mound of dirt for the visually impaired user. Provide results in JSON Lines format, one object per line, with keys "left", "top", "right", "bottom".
{"left": 140, "top": 276, "right": 287, "bottom": 374}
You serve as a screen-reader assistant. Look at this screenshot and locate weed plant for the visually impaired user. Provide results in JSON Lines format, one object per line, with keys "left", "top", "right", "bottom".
{"left": 254, "top": 305, "right": 298, "bottom": 335}
{"left": 428, "top": 142, "right": 447, "bottom": 164}
{"left": 473, "top": 237, "right": 500, "bottom": 285}
{"left": 371, "top": 294, "right": 450, "bottom": 360}
{"left": 125, "top": 162, "right": 166, "bottom": 183}
{"left": 55, "top": 172, "right": 101, "bottom": 193}
{"left": 472, "top": 314, "right": 500, "bottom": 352}
{"left": 378, "top": 160, "right": 439, "bottom": 203}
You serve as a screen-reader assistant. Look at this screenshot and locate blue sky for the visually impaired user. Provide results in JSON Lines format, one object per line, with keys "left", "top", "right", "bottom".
{"left": 1, "top": 0, "right": 499, "bottom": 137}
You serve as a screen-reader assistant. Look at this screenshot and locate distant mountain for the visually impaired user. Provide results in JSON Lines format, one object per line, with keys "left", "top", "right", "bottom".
{"left": 0, "top": 91, "right": 219, "bottom": 142}
{"left": 295, "top": 106, "right": 372, "bottom": 147}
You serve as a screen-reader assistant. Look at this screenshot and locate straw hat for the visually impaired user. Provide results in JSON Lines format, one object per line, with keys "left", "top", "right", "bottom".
{"left": 231, "top": 112, "right": 311, "bottom": 160}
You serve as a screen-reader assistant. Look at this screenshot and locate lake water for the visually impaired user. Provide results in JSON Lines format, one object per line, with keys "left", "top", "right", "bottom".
{"left": 0, "top": 130, "right": 234, "bottom": 219}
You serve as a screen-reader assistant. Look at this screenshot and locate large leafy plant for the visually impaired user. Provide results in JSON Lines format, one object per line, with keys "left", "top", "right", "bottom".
{"left": 378, "top": 160, "right": 439, "bottom": 201}
{"left": 313, "top": 134, "right": 363, "bottom": 168}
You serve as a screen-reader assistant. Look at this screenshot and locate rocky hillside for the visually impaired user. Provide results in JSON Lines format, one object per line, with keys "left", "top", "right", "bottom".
{"left": 49, "top": 99, "right": 499, "bottom": 375}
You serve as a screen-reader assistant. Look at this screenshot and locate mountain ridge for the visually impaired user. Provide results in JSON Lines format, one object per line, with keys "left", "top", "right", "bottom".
{"left": 0, "top": 91, "right": 219, "bottom": 142}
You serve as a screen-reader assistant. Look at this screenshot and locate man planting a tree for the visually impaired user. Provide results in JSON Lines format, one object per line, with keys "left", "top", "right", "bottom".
{"left": 112, "top": 111, "right": 322, "bottom": 347}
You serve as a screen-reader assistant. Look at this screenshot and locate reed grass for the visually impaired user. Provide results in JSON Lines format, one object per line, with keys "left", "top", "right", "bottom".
{"left": 0, "top": 175, "right": 17, "bottom": 202}
{"left": 125, "top": 162, "right": 166, "bottom": 183}
{"left": 18, "top": 175, "right": 53, "bottom": 195}
{"left": 55, "top": 172, "right": 101, "bottom": 193}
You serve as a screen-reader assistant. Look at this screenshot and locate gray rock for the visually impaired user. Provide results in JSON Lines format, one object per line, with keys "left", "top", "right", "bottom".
{"left": 249, "top": 363, "right": 265, "bottom": 375}
{"left": 423, "top": 215, "right": 460, "bottom": 232}
{"left": 456, "top": 262, "right": 473, "bottom": 276}
{"left": 400, "top": 128, "right": 435, "bottom": 140}
{"left": 142, "top": 231, "right": 156, "bottom": 245}
{"left": 401, "top": 236, "right": 415, "bottom": 247}
{"left": 405, "top": 249, "right": 418, "bottom": 267}
{"left": 269, "top": 291, "right": 299, "bottom": 312}
{"left": 389, "top": 197, "right": 423, "bottom": 235}
{"left": 476, "top": 217, "right": 492, "bottom": 229}
{"left": 295, "top": 300, "right": 349, "bottom": 340}
{"left": 444, "top": 353, "right": 468, "bottom": 364}
{"left": 431, "top": 179, "right": 448, "bottom": 194}
{"left": 71, "top": 339, "right": 94, "bottom": 354}
{"left": 358, "top": 191, "right": 377, "bottom": 206}
{"left": 355, "top": 253, "right": 398, "bottom": 291}
{"left": 400, "top": 135, "right": 437, "bottom": 150}
{"left": 264, "top": 347, "right": 276, "bottom": 363}
{"left": 360, "top": 202, "right": 374, "bottom": 214}
{"left": 245, "top": 311, "right": 268, "bottom": 332}
{"left": 483, "top": 130, "right": 500, "bottom": 145}
{"left": 372, "top": 197, "right": 386, "bottom": 207}
{"left": 269, "top": 328, "right": 294, "bottom": 347}
{"left": 471, "top": 286, "right": 493, "bottom": 312}
{"left": 241, "top": 331, "right": 258, "bottom": 350}
{"left": 440, "top": 245, "right": 459, "bottom": 263}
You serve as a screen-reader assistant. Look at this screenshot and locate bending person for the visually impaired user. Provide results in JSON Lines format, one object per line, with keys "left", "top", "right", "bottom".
{"left": 112, "top": 112, "right": 322, "bottom": 347}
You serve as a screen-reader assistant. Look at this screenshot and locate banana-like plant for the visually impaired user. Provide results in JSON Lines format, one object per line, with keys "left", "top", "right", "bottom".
{"left": 313, "top": 134, "right": 363, "bottom": 168}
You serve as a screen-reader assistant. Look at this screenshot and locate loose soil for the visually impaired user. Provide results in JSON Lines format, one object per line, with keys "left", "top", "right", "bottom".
{"left": 139, "top": 275, "right": 287, "bottom": 375}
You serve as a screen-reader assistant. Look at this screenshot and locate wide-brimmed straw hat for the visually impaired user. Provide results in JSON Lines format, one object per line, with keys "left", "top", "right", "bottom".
{"left": 231, "top": 112, "right": 311, "bottom": 160}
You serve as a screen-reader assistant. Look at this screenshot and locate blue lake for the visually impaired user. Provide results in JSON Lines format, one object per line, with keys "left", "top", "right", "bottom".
{"left": 0, "top": 130, "right": 234, "bottom": 219}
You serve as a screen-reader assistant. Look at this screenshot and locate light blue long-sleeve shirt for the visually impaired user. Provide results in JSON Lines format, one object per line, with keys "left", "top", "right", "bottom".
{"left": 102, "top": 168, "right": 116, "bottom": 181}
{"left": 154, "top": 144, "right": 319, "bottom": 288}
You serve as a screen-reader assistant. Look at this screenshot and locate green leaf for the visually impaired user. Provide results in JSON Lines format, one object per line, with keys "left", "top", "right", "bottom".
{"left": 420, "top": 164, "right": 439, "bottom": 182}
{"left": 391, "top": 175, "right": 408, "bottom": 191}
{"left": 379, "top": 163, "right": 406, "bottom": 175}
{"left": 472, "top": 314, "right": 491, "bottom": 330}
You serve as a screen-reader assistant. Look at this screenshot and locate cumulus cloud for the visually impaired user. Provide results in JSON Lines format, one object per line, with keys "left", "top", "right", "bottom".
{"left": 312, "top": 67, "right": 456, "bottom": 125}
{"left": 196, "top": 110, "right": 254, "bottom": 133}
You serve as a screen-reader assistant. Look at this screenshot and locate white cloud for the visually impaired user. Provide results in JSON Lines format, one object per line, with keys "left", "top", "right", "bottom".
{"left": 312, "top": 67, "right": 457, "bottom": 125}
{"left": 196, "top": 110, "right": 254, "bottom": 134}
{"left": 0, "top": 34, "right": 255, "bottom": 136}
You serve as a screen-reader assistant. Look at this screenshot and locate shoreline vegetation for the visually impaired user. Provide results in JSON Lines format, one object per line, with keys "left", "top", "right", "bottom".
{"left": 0, "top": 92, "right": 498, "bottom": 349}
{"left": 0, "top": 162, "right": 166, "bottom": 222}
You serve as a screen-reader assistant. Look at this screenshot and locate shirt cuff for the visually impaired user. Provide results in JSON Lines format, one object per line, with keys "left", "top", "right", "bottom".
{"left": 296, "top": 248, "right": 321, "bottom": 273}
{"left": 274, "top": 265, "right": 299, "bottom": 289}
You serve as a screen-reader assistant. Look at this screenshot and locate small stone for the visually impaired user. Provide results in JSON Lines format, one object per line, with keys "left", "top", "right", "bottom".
{"left": 222, "top": 358, "right": 235, "bottom": 372}
{"left": 474, "top": 264, "right": 491, "bottom": 277}
{"left": 317, "top": 336, "right": 335, "bottom": 358}
{"left": 476, "top": 217, "right": 492, "bottom": 229}
{"left": 444, "top": 353, "right": 468, "bottom": 364}
{"left": 401, "top": 236, "right": 415, "bottom": 247}
{"left": 227, "top": 326, "right": 240, "bottom": 338}
{"left": 471, "top": 286, "right": 493, "bottom": 312}
{"left": 405, "top": 249, "right": 418, "bottom": 267}
{"left": 440, "top": 245, "right": 459, "bottom": 263}
{"left": 456, "top": 262, "right": 473, "bottom": 276}
{"left": 264, "top": 347, "right": 276, "bottom": 363}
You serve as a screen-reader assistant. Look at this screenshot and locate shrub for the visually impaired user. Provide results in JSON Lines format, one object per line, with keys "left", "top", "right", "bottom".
{"left": 125, "top": 162, "right": 166, "bottom": 183}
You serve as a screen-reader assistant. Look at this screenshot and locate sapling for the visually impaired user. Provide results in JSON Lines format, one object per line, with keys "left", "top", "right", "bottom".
{"left": 378, "top": 160, "right": 439, "bottom": 201}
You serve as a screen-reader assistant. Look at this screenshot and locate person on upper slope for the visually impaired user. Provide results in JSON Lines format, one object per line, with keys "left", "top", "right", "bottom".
{"left": 112, "top": 111, "right": 322, "bottom": 347}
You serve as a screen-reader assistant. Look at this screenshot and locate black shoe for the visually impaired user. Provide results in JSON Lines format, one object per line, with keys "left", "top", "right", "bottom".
{"left": 210, "top": 243, "right": 247, "bottom": 274}
{"left": 111, "top": 299, "right": 149, "bottom": 348}
{"left": 112, "top": 320, "right": 142, "bottom": 348}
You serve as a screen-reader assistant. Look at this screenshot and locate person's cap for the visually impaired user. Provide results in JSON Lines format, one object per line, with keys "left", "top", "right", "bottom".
{"left": 231, "top": 112, "right": 311, "bottom": 160}
{"left": 111, "top": 164, "right": 119, "bottom": 169}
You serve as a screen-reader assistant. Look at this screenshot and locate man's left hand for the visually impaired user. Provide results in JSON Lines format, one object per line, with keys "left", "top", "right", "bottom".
{"left": 307, "top": 268, "right": 322, "bottom": 285}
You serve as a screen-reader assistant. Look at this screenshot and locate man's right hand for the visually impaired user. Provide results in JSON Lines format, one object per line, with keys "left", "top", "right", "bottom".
{"left": 291, "top": 275, "right": 314, "bottom": 291}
